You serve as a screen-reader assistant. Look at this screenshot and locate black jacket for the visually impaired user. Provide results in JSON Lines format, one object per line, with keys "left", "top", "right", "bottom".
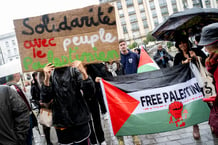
{"left": 153, "top": 48, "right": 173, "bottom": 68}
{"left": 31, "top": 81, "right": 40, "bottom": 101}
{"left": 174, "top": 48, "right": 207, "bottom": 66}
{"left": 41, "top": 67, "right": 95, "bottom": 128}
{"left": 0, "top": 85, "right": 29, "bottom": 145}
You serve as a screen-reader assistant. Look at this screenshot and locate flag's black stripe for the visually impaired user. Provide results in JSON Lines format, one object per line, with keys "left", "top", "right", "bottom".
{"left": 104, "top": 64, "right": 194, "bottom": 93}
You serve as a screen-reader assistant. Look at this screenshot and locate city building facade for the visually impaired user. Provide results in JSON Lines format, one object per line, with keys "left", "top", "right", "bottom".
{"left": 0, "top": 32, "right": 20, "bottom": 65}
{"left": 100, "top": 0, "right": 218, "bottom": 45}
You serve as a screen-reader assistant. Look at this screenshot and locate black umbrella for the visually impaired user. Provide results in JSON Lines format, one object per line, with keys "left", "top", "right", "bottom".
{"left": 152, "top": 7, "right": 218, "bottom": 41}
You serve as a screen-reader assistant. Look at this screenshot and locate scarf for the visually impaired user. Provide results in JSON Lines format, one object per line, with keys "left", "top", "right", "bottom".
{"left": 205, "top": 52, "right": 218, "bottom": 74}
{"left": 206, "top": 52, "right": 218, "bottom": 105}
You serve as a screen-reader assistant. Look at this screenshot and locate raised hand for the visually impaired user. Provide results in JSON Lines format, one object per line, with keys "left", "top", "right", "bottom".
{"left": 72, "top": 60, "right": 88, "bottom": 80}
{"left": 43, "top": 63, "right": 55, "bottom": 86}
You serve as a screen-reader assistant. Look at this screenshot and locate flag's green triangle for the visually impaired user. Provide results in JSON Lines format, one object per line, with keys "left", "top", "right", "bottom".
{"left": 137, "top": 64, "right": 158, "bottom": 73}
{"left": 137, "top": 48, "right": 159, "bottom": 73}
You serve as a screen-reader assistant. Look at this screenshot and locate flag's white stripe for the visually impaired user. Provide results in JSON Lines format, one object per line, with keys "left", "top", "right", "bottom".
{"left": 99, "top": 79, "right": 115, "bottom": 135}
{"left": 147, "top": 62, "right": 160, "bottom": 69}
{"left": 140, "top": 62, "right": 160, "bottom": 69}
{"left": 128, "top": 78, "right": 203, "bottom": 114}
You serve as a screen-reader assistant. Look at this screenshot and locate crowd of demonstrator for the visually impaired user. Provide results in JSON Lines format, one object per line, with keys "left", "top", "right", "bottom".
{"left": 1, "top": 23, "right": 218, "bottom": 145}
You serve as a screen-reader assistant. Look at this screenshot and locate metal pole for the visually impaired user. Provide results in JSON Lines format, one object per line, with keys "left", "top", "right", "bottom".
{"left": 199, "top": 0, "right": 203, "bottom": 8}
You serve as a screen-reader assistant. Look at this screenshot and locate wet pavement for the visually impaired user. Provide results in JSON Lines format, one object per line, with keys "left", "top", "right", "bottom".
{"left": 32, "top": 115, "right": 218, "bottom": 145}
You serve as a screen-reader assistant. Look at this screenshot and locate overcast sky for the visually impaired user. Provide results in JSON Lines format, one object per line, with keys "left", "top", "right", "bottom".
{"left": 0, "top": 0, "right": 99, "bottom": 35}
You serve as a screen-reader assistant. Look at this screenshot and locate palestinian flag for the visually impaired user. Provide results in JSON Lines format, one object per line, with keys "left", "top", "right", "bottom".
{"left": 100, "top": 64, "right": 210, "bottom": 136}
{"left": 137, "top": 48, "right": 159, "bottom": 73}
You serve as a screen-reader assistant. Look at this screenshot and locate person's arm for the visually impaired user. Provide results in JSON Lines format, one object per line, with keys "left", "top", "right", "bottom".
{"left": 174, "top": 53, "right": 191, "bottom": 65}
{"left": 72, "top": 61, "right": 96, "bottom": 99}
{"left": 9, "top": 87, "right": 29, "bottom": 145}
{"left": 41, "top": 63, "right": 55, "bottom": 103}
{"left": 164, "top": 49, "right": 174, "bottom": 61}
{"left": 153, "top": 52, "right": 162, "bottom": 63}
{"left": 173, "top": 53, "right": 181, "bottom": 66}
{"left": 72, "top": 61, "right": 88, "bottom": 80}
{"left": 43, "top": 63, "right": 54, "bottom": 86}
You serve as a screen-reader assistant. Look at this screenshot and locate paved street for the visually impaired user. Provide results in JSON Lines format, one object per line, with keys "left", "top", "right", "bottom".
{"left": 33, "top": 116, "right": 218, "bottom": 145}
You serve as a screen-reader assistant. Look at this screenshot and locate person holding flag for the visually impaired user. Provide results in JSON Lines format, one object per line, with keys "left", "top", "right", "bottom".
{"left": 173, "top": 37, "right": 206, "bottom": 140}
{"left": 198, "top": 22, "right": 218, "bottom": 137}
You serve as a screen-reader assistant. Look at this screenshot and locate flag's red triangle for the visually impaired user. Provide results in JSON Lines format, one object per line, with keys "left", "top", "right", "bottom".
{"left": 138, "top": 48, "right": 153, "bottom": 68}
{"left": 102, "top": 79, "right": 140, "bottom": 135}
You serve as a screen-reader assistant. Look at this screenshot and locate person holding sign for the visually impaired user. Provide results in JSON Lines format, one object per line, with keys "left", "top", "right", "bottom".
{"left": 41, "top": 61, "right": 95, "bottom": 145}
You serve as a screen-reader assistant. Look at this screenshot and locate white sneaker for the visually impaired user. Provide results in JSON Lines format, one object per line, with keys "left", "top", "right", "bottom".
{"left": 101, "top": 141, "right": 107, "bottom": 145}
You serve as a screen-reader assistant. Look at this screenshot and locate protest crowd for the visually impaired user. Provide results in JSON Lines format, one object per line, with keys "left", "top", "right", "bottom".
{"left": 1, "top": 3, "right": 218, "bottom": 145}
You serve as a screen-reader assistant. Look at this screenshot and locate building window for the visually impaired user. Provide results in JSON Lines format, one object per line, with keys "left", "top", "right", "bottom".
{"left": 5, "top": 41, "right": 9, "bottom": 47}
{"left": 153, "top": 18, "right": 159, "bottom": 26}
{"left": 143, "top": 20, "right": 148, "bottom": 28}
{"left": 171, "top": 0, "right": 176, "bottom": 4}
{"left": 129, "top": 14, "right": 137, "bottom": 22}
{"left": 141, "top": 12, "right": 146, "bottom": 20}
{"left": 161, "top": 7, "right": 168, "bottom": 14}
{"left": 151, "top": 9, "right": 157, "bottom": 17}
{"left": 133, "top": 31, "right": 140, "bottom": 41}
{"left": 182, "top": 0, "right": 188, "bottom": 8}
{"left": 117, "top": 1, "right": 122, "bottom": 9}
{"left": 159, "top": 0, "right": 167, "bottom": 7}
{"left": 139, "top": 4, "right": 145, "bottom": 12}
{"left": 120, "top": 17, "right": 126, "bottom": 25}
{"left": 150, "top": 1, "right": 155, "bottom": 9}
{"left": 127, "top": 6, "right": 135, "bottom": 15}
{"left": 119, "top": 10, "right": 124, "bottom": 17}
{"left": 205, "top": 0, "right": 211, "bottom": 8}
{"left": 8, "top": 49, "right": 11, "bottom": 55}
{"left": 123, "top": 25, "right": 128, "bottom": 33}
{"left": 12, "top": 40, "right": 16, "bottom": 45}
{"left": 193, "top": 0, "right": 201, "bottom": 8}
{"left": 138, "top": 0, "right": 143, "bottom": 4}
{"left": 126, "top": 0, "right": 133, "bottom": 6}
{"left": 14, "top": 48, "right": 17, "bottom": 53}
{"left": 172, "top": 4, "right": 178, "bottom": 12}
{"left": 131, "top": 22, "right": 139, "bottom": 31}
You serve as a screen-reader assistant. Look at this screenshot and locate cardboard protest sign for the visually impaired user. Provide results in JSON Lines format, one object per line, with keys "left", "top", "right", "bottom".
{"left": 14, "top": 3, "right": 119, "bottom": 72}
